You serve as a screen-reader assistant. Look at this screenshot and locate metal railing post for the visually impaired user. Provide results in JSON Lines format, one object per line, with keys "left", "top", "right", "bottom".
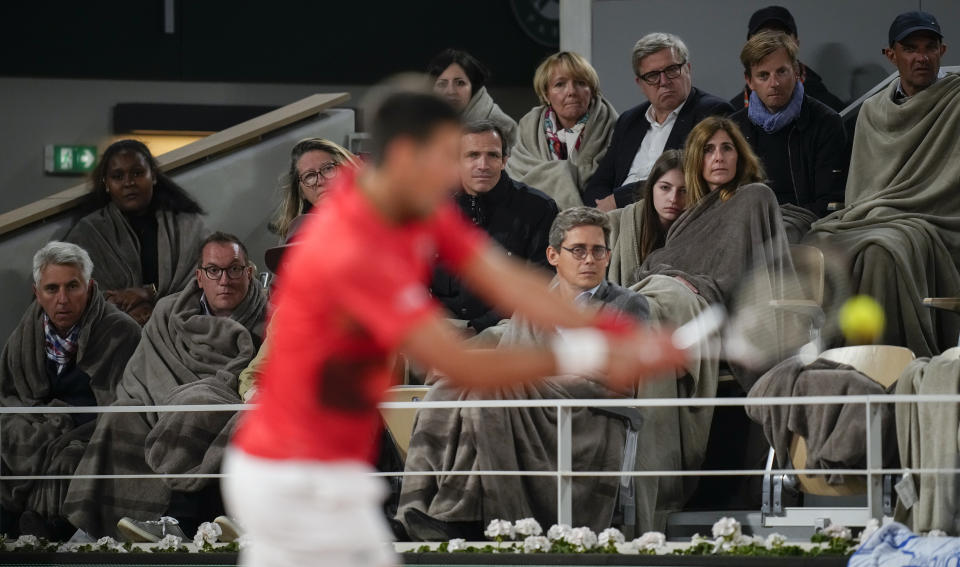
{"left": 557, "top": 404, "right": 573, "bottom": 526}
{"left": 865, "top": 399, "right": 884, "bottom": 520}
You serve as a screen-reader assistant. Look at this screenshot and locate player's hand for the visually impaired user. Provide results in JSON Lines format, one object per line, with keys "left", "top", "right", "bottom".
{"left": 603, "top": 328, "right": 686, "bottom": 390}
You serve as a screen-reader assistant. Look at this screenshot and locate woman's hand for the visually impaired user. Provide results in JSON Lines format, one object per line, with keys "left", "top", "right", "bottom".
{"left": 673, "top": 276, "right": 699, "bottom": 295}
{"left": 595, "top": 195, "right": 617, "bottom": 212}
{"left": 105, "top": 286, "right": 154, "bottom": 311}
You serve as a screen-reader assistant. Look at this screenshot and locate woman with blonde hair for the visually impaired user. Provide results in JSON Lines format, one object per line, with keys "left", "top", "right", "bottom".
{"left": 271, "top": 138, "right": 360, "bottom": 240}
{"left": 506, "top": 51, "right": 618, "bottom": 210}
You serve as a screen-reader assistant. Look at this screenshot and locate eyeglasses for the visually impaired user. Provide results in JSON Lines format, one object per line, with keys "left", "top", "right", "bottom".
{"left": 638, "top": 62, "right": 686, "bottom": 86}
{"left": 299, "top": 162, "right": 339, "bottom": 188}
{"left": 561, "top": 245, "right": 610, "bottom": 261}
{"left": 200, "top": 264, "right": 249, "bottom": 280}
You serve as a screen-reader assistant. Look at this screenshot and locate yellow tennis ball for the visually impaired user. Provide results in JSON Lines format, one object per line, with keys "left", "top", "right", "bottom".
{"left": 839, "top": 295, "right": 885, "bottom": 344}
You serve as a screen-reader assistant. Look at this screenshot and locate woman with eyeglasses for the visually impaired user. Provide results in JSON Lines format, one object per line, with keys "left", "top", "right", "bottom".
{"left": 505, "top": 51, "right": 619, "bottom": 210}
{"left": 427, "top": 48, "right": 518, "bottom": 148}
{"left": 270, "top": 138, "right": 360, "bottom": 241}
{"left": 607, "top": 149, "right": 687, "bottom": 286}
{"left": 66, "top": 139, "right": 206, "bottom": 325}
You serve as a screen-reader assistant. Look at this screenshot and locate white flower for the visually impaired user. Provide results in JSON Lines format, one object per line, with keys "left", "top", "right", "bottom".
{"left": 484, "top": 519, "right": 515, "bottom": 540}
{"left": 522, "top": 535, "right": 551, "bottom": 553}
{"left": 712, "top": 517, "right": 742, "bottom": 540}
{"left": 514, "top": 517, "right": 543, "bottom": 537}
{"left": 447, "top": 538, "right": 467, "bottom": 552}
{"left": 766, "top": 533, "right": 787, "bottom": 548}
{"left": 547, "top": 523, "right": 573, "bottom": 541}
{"left": 96, "top": 536, "right": 119, "bottom": 549}
{"left": 154, "top": 534, "right": 183, "bottom": 551}
{"left": 14, "top": 534, "right": 39, "bottom": 548}
{"left": 634, "top": 531, "right": 667, "bottom": 552}
{"left": 616, "top": 540, "right": 640, "bottom": 554}
{"left": 745, "top": 534, "right": 765, "bottom": 547}
{"left": 598, "top": 527, "right": 625, "bottom": 547}
{"left": 822, "top": 523, "right": 853, "bottom": 541}
{"left": 193, "top": 521, "right": 222, "bottom": 548}
{"left": 57, "top": 543, "right": 79, "bottom": 553}
{"left": 928, "top": 529, "right": 948, "bottom": 537}
{"left": 691, "top": 533, "right": 712, "bottom": 546}
{"left": 564, "top": 526, "right": 598, "bottom": 551}
{"left": 858, "top": 519, "right": 881, "bottom": 546}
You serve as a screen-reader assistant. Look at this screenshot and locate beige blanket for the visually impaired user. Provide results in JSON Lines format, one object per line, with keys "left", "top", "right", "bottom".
{"left": 463, "top": 86, "right": 518, "bottom": 149}
{"left": 808, "top": 74, "right": 960, "bottom": 356}
{"left": 895, "top": 352, "right": 960, "bottom": 534}
{"left": 506, "top": 97, "right": 618, "bottom": 210}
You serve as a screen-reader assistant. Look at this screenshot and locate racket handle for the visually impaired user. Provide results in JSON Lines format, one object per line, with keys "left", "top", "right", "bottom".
{"left": 672, "top": 305, "right": 726, "bottom": 350}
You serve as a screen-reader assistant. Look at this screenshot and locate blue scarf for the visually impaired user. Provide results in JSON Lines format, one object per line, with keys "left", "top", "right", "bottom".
{"left": 747, "top": 81, "right": 805, "bottom": 134}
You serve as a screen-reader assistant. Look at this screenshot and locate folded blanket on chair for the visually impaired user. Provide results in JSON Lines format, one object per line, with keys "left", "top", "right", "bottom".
{"left": 746, "top": 356, "right": 896, "bottom": 485}
{"left": 62, "top": 281, "right": 265, "bottom": 537}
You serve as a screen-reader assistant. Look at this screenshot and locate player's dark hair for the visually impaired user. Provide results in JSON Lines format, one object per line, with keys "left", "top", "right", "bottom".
{"left": 88, "top": 139, "right": 205, "bottom": 215}
{"left": 369, "top": 91, "right": 460, "bottom": 165}
{"left": 199, "top": 231, "right": 250, "bottom": 266}
{"left": 426, "top": 48, "right": 490, "bottom": 96}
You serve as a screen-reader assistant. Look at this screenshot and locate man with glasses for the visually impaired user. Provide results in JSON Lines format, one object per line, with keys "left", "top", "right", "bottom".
{"left": 399, "top": 207, "right": 654, "bottom": 541}
{"left": 63, "top": 231, "right": 267, "bottom": 542}
{"left": 585, "top": 33, "right": 733, "bottom": 210}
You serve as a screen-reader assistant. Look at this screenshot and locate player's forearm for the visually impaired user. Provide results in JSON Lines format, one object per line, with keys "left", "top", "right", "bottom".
{"left": 438, "top": 348, "right": 557, "bottom": 389}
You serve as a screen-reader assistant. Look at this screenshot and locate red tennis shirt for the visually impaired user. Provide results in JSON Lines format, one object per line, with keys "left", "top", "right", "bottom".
{"left": 232, "top": 169, "right": 486, "bottom": 463}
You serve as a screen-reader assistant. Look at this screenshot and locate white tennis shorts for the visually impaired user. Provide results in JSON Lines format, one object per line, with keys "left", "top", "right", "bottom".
{"left": 222, "top": 448, "right": 397, "bottom": 567}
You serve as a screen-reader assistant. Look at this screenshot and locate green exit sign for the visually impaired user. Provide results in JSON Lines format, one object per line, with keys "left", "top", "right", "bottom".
{"left": 44, "top": 145, "right": 97, "bottom": 174}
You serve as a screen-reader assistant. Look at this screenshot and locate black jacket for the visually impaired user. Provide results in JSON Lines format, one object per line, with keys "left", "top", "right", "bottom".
{"left": 729, "top": 64, "right": 847, "bottom": 112}
{"left": 584, "top": 87, "right": 734, "bottom": 208}
{"left": 431, "top": 172, "right": 558, "bottom": 331}
{"left": 731, "top": 94, "right": 847, "bottom": 217}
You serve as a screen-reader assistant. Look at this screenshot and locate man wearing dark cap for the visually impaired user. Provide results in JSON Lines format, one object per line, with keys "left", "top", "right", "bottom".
{"left": 807, "top": 11, "right": 960, "bottom": 361}
{"left": 883, "top": 10, "right": 947, "bottom": 102}
{"left": 730, "top": 5, "right": 846, "bottom": 112}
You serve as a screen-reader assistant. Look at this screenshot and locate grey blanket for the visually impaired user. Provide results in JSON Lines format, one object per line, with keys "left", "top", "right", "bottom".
{"left": 637, "top": 184, "right": 796, "bottom": 306}
{"left": 397, "top": 281, "right": 654, "bottom": 537}
{"left": 780, "top": 204, "right": 818, "bottom": 244}
{"left": 66, "top": 203, "right": 206, "bottom": 297}
{"left": 0, "top": 285, "right": 141, "bottom": 519}
{"left": 895, "top": 353, "right": 960, "bottom": 534}
{"left": 62, "top": 280, "right": 266, "bottom": 537}
{"left": 463, "top": 86, "right": 518, "bottom": 149}
{"left": 506, "top": 97, "right": 618, "bottom": 210}
{"left": 807, "top": 74, "right": 960, "bottom": 356}
{"left": 606, "top": 200, "right": 647, "bottom": 288}
{"left": 746, "top": 357, "right": 895, "bottom": 485}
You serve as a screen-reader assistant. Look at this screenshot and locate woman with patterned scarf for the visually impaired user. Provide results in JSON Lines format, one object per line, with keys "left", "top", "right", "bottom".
{"left": 506, "top": 51, "right": 619, "bottom": 210}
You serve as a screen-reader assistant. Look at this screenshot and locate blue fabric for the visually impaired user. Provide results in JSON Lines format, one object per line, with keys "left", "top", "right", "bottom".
{"left": 748, "top": 81, "right": 805, "bottom": 134}
{"left": 849, "top": 522, "right": 960, "bottom": 567}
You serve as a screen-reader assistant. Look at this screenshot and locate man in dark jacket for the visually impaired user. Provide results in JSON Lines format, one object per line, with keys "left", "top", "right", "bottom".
{"left": 431, "top": 120, "right": 558, "bottom": 332}
{"left": 731, "top": 31, "right": 847, "bottom": 216}
{"left": 730, "top": 6, "right": 846, "bottom": 112}
{"left": 584, "top": 32, "right": 733, "bottom": 210}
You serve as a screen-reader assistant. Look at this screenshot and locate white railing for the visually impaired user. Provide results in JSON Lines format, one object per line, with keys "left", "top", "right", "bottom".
{"left": 3, "top": 394, "right": 959, "bottom": 528}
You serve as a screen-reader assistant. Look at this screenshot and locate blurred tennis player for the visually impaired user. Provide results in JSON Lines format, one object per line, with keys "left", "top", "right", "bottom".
{"left": 224, "top": 80, "right": 686, "bottom": 567}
